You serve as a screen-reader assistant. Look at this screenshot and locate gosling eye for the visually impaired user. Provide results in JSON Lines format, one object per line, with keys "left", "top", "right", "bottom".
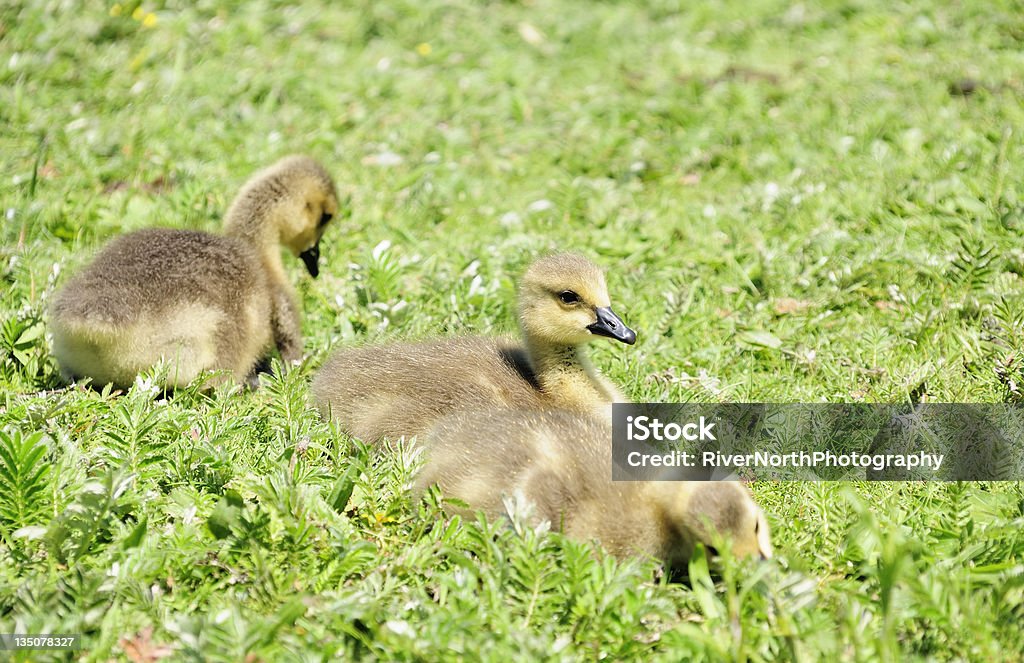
{"left": 755, "top": 520, "right": 760, "bottom": 534}
{"left": 319, "top": 212, "right": 333, "bottom": 227}
{"left": 558, "top": 290, "right": 582, "bottom": 305}
{"left": 705, "top": 545, "right": 720, "bottom": 558}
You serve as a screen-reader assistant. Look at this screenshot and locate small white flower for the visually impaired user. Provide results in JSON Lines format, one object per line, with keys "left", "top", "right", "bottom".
{"left": 363, "top": 151, "right": 403, "bottom": 167}
{"left": 385, "top": 620, "right": 414, "bottom": 637}
{"left": 372, "top": 240, "right": 392, "bottom": 260}
{"left": 500, "top": 211, "right": 521, "bottom": 226}
{"left": 518, "top": 22, "right": 545, "bottom": 46}
{"left": 702, "top": 204, "right": 716, "bottom": 218}
{"left": 526, "top": 199, "right": 554, "bottom": 213}
{"left": 376, "top": 57, "right": 392, "bottom": 71}
{"left": 5, "top": 208, "right": 14, "bottom": 221}
{"left": 133, "top": 375, "right": 159, "bottom": 398}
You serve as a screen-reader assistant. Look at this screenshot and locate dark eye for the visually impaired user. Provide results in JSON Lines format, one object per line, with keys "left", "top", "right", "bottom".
{"left": 706, "top": 545, "right": 720, "bottom": 558}
{"left": 558, "top": 290, "right": 581, "bottom": 304}
{"left": 319, "top": 212, "right": 333, "bottom": 227}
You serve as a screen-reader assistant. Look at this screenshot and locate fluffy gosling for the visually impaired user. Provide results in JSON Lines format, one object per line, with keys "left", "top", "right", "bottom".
{"left": 416, "top": 408, "right": 773, "bottom": 569}
{"left": 49, "top": 155, "right": 339, "bottom": 389}
{"left": 311, "top": 253, "right": 636, "bottom": 443}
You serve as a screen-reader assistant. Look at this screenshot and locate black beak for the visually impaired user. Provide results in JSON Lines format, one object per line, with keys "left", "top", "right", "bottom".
{"left": 299, "top": 243, "right": 320, "bottom": 278}
{"left": 587, "top": 306, "right": 636, "bottom": 345}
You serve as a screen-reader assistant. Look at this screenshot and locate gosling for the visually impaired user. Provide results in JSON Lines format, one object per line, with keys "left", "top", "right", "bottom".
{"left": 49, "top": 155, "right": 339, "bottom": 389}
{"left": 311, "top": 253, "right": 636, "bottom": 443}
{"left": 416, "top": 408, "right": 773, "bottom": 568}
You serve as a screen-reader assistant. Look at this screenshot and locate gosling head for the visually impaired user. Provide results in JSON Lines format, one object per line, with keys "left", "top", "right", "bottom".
{"left": 658, "top": 481, "right": 773, "bottom": 567}
{"left": 225, "top": 155, "right": 340, "bottom": 278}
{"left": 518, "top": 253, "right": 636, "bottom": 347}
{"left": 274, "top": 156, "right": 339, "bottom": 278}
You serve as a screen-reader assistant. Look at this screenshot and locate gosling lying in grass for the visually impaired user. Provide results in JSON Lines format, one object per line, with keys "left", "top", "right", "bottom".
{"left": 311, "top": 253, "right": 636, "bottom": 443}
{"left": 416, "top": 408, "right": 773, "bottom": 569}
{"left": 49, "top": 155, "right": 339, "bottom": 389}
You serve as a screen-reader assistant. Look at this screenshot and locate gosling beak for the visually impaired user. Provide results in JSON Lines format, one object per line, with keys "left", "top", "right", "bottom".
{"left": 587, "top": 306, "right": 636, "bottom": 345}
{"left": 299, "top": 243, "right": 320, "bottom": 278}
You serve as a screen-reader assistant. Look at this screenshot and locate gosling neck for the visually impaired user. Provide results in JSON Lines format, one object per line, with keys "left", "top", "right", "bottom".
{"left": 224, "top": 203, "right": 289, "bottom": 287}
{"left": 522, "top": 332, "right": 616, "bottom": 409}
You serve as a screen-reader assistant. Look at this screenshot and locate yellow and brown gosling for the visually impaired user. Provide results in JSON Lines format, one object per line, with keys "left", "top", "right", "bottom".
{"left": 311, "top": 253, "right": 636, "bottom": 443}
{"left": 416, "top": 408, "right": 772, "bottom": 569}
{"left": 49, "top": 155, "right": 339, "bottom": 389}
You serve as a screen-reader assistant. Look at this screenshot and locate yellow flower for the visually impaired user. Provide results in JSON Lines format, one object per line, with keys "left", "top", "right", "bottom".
{"left": 109, "top": 3, "right": 122, "bottom": 17}
{"left": 132, "top": 6, "right": 144, "bottom": 20}
{"left": 416, "top": 42, "right": 432, "bottom": 56}
{"left": 142, "top": 12, "right": 157, "bottom": 27}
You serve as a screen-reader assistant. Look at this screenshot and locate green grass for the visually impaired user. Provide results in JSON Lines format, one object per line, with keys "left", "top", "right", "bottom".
{"left": 2, "top": 0, "right": 1024, "bottom": 660}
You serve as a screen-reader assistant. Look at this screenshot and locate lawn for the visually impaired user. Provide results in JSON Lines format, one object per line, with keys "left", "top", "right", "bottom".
{"left": 2, "top": 0, "right": 1024, "bottom": 660}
